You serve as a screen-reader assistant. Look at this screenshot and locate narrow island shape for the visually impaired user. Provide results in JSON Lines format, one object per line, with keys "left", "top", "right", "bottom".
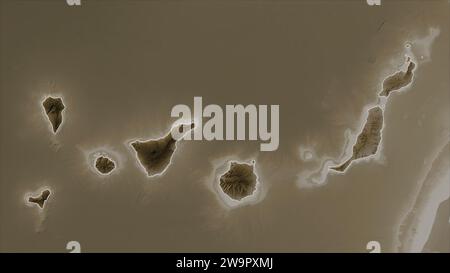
{"left": 379, "top": 57, "right": 416, "bottom": 97}
{"left": 130, "top": 122, "right": 195, "bottom": 177}
{"left": 219, "top": 161, "right": 258, "bottom": 201}
{"left": 331, "top": 106, "right": 384, "bottom": 172}
{"left": 28, "top": 189, "right": 51, "bottom": 209}
{"left": 42, "top": 96, "right": 65, "bottom": 133}
{"left": 95, "top": 156, "right": 116, "bottom": 175}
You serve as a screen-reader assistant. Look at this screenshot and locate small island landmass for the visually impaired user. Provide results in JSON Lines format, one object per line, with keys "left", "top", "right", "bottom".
{"left": 42, "top": 96, "right": 65, "bottom": 133}
{"left": 331, "top": 106, "right": 384, "bottom": 172}
{"left": 379, "top": 58, "right": 416, "bottom": 97}
{"left": 95, "top": 156, "right": 116, "bottom": 175}
{"left": 219, "top": 161, "right": 258, "bottom": 201}
{"left": 130, "top": 123, "right": 195, "bottom": 177}
{"left": 28, "top": 189, "right": 51, "bottom": 209}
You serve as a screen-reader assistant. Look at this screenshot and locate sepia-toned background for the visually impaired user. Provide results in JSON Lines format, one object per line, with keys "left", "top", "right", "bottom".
{"left": 0, "top": 0, "right": 448, "bottom": 252}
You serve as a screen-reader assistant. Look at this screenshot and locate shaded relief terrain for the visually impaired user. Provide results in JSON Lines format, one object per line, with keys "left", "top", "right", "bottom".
{"left": 130, "top": 123, "right": 194, "bottom": 177}
{"left": 95, "top": 156, "right": 115, "bottom": 175}
{"left": 28, "top": 189, "right": 51, "bottom": 209}
{"left": 331, "top": 106, "right": 384, "bottom": 172}
{"left": 380, "top": 58, "right": 416, "bottom": 97}
{"left": 219, "top": 161, "right": 258, "bottom": 201}
{"left": 42, "top": 97, "right": 65, "bottom": 133}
